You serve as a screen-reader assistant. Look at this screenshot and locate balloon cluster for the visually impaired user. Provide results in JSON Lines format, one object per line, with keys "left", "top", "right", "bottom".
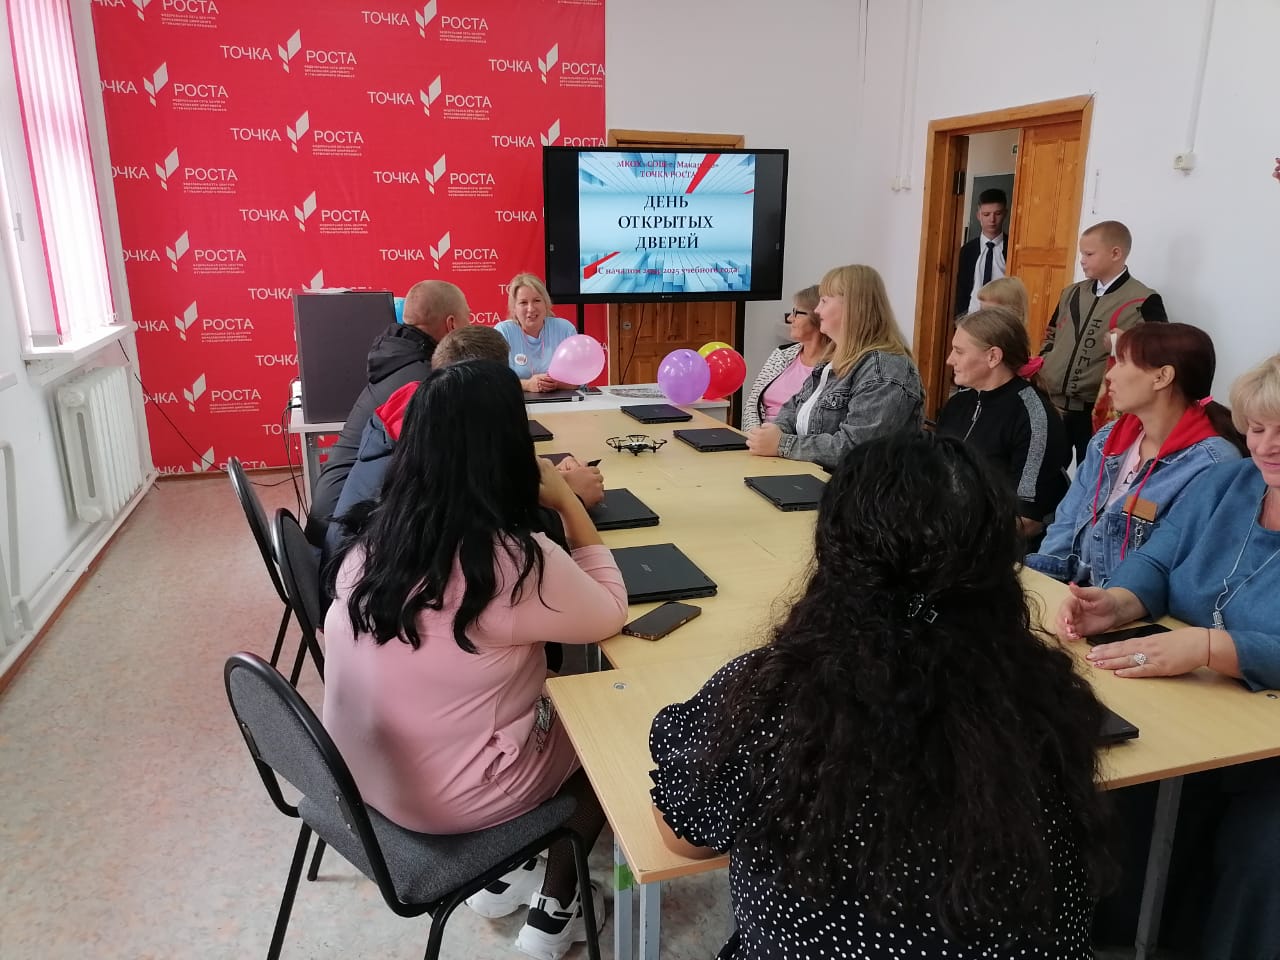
{"left": 658, "top": 342, "right": 747, "bottom": 405}
{"left": 538, "top": 332, "right": 748, "bottom": 404}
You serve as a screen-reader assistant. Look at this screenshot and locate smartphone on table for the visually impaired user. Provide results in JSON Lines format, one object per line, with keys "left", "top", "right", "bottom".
{"left": 1086, "top": 623, "right": 1170, "bottom": 646}
{"left": 621, "top": 602, "right": 702, "bottom": 641}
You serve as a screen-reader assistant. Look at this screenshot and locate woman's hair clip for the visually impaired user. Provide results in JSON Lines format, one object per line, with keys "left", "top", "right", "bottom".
{"left": 906, "top": 593, "right": 938, "bottom": 623}
{"left": 1197, "top": 395, "right": 1214, "bottom": 408}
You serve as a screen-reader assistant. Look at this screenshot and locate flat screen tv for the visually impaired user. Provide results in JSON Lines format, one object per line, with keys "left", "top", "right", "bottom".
{"left": 543, "top": 147, "right": 788, "bottom": 303}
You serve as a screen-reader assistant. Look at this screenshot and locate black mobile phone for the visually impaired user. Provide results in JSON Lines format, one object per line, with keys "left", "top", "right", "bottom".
{"left": 621, "top": 602, "right": 702, "bottom": 641}
{"left": 1086, "top": 623, "right": 1171, "bottom": 646}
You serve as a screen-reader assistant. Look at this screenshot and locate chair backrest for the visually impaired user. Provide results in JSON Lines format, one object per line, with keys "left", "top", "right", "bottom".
{"left": 224, "top": 652, "right": 397, "bottom": 894}
{"left": 274, "top": 507, "right": 323, "bottom": 639}
{"left": 227, "top": 456, "right": 288, "bottom": 605}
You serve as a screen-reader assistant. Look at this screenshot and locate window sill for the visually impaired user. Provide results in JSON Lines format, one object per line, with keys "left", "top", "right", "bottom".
{"left": 22, "top": 323, "right": 134, "bottom": 386}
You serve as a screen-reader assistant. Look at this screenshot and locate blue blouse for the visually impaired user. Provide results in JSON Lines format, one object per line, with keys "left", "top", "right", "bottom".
{"left": 1108, "top": 458, "right": 1280, "bottom": 690}
{"left": 494, "top": 316, "right": 578, "bottom": 380}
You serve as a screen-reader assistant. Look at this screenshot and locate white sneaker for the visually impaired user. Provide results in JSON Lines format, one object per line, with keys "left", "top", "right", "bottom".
{"left": 465, "top": 858, "right": 546, "bottom": 919}
{"left": 513, "top": 881, "right": 605, "bottom": 960}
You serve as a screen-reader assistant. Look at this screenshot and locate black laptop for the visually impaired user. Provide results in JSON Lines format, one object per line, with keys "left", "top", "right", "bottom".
{"left": 611, "top": 543, "right": 717, "bottom": 603}
{"left": 1100, "top": 707, "right": 1139, "bottom": 744}
{"left": 587, "top": 489, "right": 659, "bottom": 530}
{"left": 673, "top": 427, "right": 748, "bottom": 452}
{"left": 744, "top": 474, "right": 827, "bottom": 512}
{"left": 524, "top": 389, "right": 583, "bottom": 404}
{"left": 621, "top": 403, "right": 693, "bottom": 424}
{"left": 528, "top": 420, "right": 553, "bottom": 442}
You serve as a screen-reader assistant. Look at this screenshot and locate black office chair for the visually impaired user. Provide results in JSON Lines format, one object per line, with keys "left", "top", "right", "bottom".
{"left": 227, "top": 457, "right": 292, "bottom": 669}
{"left": 272, "top": 508, "right": 326, "bottom": 685}
{"left": 224, "top": 653, "right": 601, "bottom": 960}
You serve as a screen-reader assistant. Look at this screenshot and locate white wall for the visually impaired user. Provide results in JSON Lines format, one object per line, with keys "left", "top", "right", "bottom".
{"left": 606, "top": 0, "right": 866, "bottom": 378}
{"left": 856, "top": 0, "right": 1280, "bottom": 396}
{"left": 0, "top": 4, "right": 150, "bottom": 663}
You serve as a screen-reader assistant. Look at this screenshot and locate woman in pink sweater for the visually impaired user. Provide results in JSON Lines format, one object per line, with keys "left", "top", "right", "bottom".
{"left": 323, "top": 360, "right": 627, "bottom": 959}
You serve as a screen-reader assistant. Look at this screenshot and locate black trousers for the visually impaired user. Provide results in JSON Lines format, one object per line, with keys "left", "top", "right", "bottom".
{"left": 1061, "top": 408, "right": 1094, "bottom": 466}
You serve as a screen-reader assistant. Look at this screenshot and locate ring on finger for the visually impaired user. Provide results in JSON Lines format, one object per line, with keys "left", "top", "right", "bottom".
{"left": 1130, "top": 652, "right": 1148, "bottom": 667}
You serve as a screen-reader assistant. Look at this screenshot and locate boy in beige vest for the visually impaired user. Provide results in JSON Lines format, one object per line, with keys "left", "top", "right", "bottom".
{"left": 1040, "top": 220, "right": 1166, "bottom": 463}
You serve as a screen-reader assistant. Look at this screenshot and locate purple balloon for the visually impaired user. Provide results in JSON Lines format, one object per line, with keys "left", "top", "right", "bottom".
{"left": 547, "top": 334, "right": 605, "bottom": 385}
{"left": 657, "top": 349, "right": 712, "bottom": 406}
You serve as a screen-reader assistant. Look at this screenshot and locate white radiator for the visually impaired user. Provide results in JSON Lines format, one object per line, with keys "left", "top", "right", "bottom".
{"left": 55, "top": 366, "right": 144, "bottom": 523}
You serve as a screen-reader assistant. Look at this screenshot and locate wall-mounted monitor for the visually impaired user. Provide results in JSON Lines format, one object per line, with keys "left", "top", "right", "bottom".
{"left": 543, "top": 147, "right": 788, "bottom": 303}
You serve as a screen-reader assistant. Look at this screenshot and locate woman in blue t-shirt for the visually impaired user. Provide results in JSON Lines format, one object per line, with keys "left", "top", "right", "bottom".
{"left": 495, "top": 273, "right": 579, "bottom": 391}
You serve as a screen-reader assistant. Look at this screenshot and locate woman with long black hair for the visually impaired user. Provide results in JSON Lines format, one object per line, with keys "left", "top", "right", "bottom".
{"left": 650, "top": 433, "right": 1114, "bottom": 958}
{"left": 324, "top": 360, "right": 625, "bottom": 959}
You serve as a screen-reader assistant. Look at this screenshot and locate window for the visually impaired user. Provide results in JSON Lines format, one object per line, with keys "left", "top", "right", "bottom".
{"left": 3, "top": 0, "right": 115, "bottom": 350}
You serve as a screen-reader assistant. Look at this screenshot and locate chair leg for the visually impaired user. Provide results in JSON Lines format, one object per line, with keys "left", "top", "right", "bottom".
{"left": 269, "top": 605, "right": 291, "bottom": 667}
{"left": 570, "top": 830, "right": 602, "bottom": 960}
{"left": 268, "top": 824, "right": 312, "bottom": 960}
{"left": 288, "top": 638, "right": 307, "bottom": 686}
{"left": 306, "top": 634, "right": 325, "bottom": 682}
{"left": 306, "top": 839, "right": 326, "bottom": 881}
{"left": 422, "top": 897, "right": 465, "bottom": 960}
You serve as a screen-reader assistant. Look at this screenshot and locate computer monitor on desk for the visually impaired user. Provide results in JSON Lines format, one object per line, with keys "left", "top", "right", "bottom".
{"left": 294, "top": 291, "right": 396, "bottom": 423}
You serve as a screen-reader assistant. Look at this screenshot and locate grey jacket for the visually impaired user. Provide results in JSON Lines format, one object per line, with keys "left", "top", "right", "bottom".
{"left": 774, "top": 350, "right": 924, "bottom": 470}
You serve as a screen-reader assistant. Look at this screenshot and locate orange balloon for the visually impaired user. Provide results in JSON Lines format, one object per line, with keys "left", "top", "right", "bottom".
{"left": 697, "top": 341, "right": 732, "bottom": 359}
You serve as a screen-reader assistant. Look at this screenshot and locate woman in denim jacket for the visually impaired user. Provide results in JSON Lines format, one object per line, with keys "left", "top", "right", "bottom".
{"left": 746, "top": 265, "right": 923, "bottom": 470}
{"left": 1026, "top": 323, "right": 1243, "bottom": 585}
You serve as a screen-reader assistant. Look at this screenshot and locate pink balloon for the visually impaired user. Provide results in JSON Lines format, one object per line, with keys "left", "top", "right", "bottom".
{"left": 657, "top": 349, "right": 711, "bottom": 405}
{"left": 547, "top": 334, "right": 606, "bottom": 384}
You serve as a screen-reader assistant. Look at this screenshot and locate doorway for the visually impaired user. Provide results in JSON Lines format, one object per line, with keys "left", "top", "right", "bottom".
{"left": 911, "top": 95, "right": 1094, "bottom": 418}
{"left": 605, "top": 129, "right": 744, "bottom": 387}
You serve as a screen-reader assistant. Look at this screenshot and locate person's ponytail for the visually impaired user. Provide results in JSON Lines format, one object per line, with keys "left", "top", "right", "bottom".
{"left": 1203, "top": 400, "right": 1247, "bottom": 455}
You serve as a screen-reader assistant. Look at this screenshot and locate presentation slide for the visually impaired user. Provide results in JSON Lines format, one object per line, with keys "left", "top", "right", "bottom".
{"left": 576, "top": 152, "right": 755, "bottom": 296}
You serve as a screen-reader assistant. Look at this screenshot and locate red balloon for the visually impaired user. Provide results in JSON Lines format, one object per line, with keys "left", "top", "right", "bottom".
{"left": 702, "top": 347, "right": 747, "bottom": 400}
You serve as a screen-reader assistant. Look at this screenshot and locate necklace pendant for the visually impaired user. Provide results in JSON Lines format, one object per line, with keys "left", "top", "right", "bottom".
{"left": 1212, "top": 610, "right": 1225, "bottom": 631}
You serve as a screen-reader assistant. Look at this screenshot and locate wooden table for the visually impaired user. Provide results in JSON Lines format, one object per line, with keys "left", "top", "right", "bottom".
{"left": 538, "top": 407, "right": 1280, "bottom": 958}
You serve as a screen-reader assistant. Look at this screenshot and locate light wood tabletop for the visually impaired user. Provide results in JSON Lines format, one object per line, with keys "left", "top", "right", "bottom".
{"left": 533, "top": 407, "right": 824, "bottom": 669}
{"left": 548, "top": 573, "right": 1280, "bottom": 885}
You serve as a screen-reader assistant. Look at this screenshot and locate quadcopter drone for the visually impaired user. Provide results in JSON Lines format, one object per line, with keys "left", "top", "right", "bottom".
{"left": 606, "top": 434, "right": 667, "bottom": 456}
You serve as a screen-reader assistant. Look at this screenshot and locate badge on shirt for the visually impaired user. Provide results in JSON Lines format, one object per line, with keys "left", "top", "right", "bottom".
{"left": 514, "top": 353, "right": 528, "bottom": 367}
{"left": 1124, "top": 495, "right": 1158, "bottom": 522}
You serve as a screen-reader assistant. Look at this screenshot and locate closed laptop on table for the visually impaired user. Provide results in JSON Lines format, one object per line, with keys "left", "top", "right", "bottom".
{"left": 528, "top": 420, "right": 553, "bottom": 442}
{"left": 611, "top": 543, "right": 717, "bottom": 603}
{"left": 621, "top": 403, "right": 693, "bottom": 424}
{"left": 673, "top": 428, "right": 748, "bottom": 452}
{"left": 524, "top": 389, "right": 583, "bottom": 404}
{"left": 1100, "top": 707, "right": 1139, "bottom": 744}
{"left": 587, "top": 489, "right": 660, "bottom": 530}
{"left": 745, "top": 474, "right": 827, "bottom": 512}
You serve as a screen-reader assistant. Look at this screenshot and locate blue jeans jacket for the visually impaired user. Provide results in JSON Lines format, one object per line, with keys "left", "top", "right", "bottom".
{"left": 1025, "top": 422, "right": 1239, "bottom": 586}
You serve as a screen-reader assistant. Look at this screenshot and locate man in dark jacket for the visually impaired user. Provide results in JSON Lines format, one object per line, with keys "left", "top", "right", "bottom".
{"left": 305, "top": 279, "right": 469, "bottom": 544}
{"left": 954, "top": 188, "right": 1009, "bottom": 316}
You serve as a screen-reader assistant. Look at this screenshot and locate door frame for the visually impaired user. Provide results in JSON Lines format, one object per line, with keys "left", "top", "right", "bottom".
{"left": 911, "top": 95, "right": 1093, "bottom": 418}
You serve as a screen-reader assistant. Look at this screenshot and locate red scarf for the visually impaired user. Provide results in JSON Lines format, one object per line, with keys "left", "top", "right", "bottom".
{"left": 1089, "top": 407, "right": 1220, "bottom": 559}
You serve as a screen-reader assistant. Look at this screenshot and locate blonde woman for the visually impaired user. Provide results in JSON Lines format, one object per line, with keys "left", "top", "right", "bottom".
{"left": 746, "top": 265, "right": 923, "bottom": 470}
{"left": 975, "top": 276, "right": 1029, "bottom": 318}
{"left": 495, "top": 273, "right": 579, "bottom": 392}
{"left": 741, "top": 284, "right": 831, "bottom": 432}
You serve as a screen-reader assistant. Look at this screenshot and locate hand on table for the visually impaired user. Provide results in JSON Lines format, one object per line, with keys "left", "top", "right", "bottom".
{"left": 525, "top": 373, "right": 558, "bottom": 392}
{"left": 746, "top": 423, "right": 782, "bottom": 457}
{"left": 1086, "top": 627, "right": 1209, "bottom": 679}
{"left": 556, "top": 455, "right": 605, "bottom": 508}
{"left": 1055, "top": 583, "right": 1120, "bottom": 641}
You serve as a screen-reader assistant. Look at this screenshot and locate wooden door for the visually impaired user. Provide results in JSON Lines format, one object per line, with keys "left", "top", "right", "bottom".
{"left": 611, "top": 301, "right": 737, "bottom": 383}
{"left": 1006, "top": 120, "right": 1086, "bottom": 349}
{"left": 606, "top": 129, "right": 744, "bottom": 384}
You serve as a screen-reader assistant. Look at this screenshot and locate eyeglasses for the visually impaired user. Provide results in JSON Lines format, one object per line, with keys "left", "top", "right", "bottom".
{"left": 784, "top": 309, "right": 810, "bottom": 323}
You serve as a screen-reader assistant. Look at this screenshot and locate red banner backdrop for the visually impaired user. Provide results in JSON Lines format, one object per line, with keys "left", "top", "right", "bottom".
{"left": 91, "top": 0, "right": 606, "bottom": 474}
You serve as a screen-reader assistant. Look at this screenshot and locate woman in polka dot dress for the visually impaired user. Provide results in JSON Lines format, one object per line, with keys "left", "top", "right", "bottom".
{"left": 650, "top": 433, "right": 1115, "bottom": 958}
